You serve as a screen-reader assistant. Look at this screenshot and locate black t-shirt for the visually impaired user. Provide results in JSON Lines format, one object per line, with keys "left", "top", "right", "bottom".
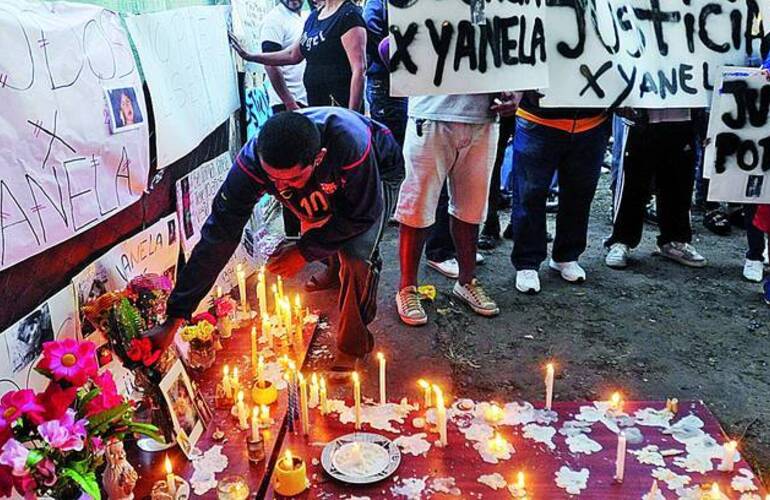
{"left": 299, "top": 1, "right": 365, "bottom": 109}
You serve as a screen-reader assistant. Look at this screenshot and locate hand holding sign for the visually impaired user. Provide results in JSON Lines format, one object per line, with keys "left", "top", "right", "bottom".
{"left": 491, "top": 92, "right": 523, "bottom": 117}
{"left": 229, "top": 32, "right": 252, "bottom": 61}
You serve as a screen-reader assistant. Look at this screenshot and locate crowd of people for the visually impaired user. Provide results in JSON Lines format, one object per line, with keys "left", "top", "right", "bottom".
{"left": 149, "top": 0, "right": 770, "bottom": 374}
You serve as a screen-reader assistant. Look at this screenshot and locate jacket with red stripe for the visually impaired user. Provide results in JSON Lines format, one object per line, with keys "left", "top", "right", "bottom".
{"left": 167, "top": 107, "right": 399, "bottom": 320}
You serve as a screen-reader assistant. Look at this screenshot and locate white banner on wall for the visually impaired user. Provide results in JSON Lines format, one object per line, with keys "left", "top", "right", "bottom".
{"left": 0, "top": 285, "right": 78, "bottom": 393}
{"left": 231, "top": 0, "right": 273, "bottom": 76}
{"left": 0, "top": 1, "right": 150, "bottom": 272}
{"left": 388, "top": 0, "right": 548, "bottom": 96}
{"left": 126, "top": 6, "right": 240, "bottom": 168}
{"left": 704, "top": 67, "right": 770, "bottom": 203}
{"left": 72, "top": 213, "right": 180, "bottom": 341}
{"left": 541, "top": 0, "right": 760, "bottom": 108}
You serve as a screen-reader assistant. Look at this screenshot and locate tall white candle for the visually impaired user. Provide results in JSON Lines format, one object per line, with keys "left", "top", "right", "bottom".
{"left": 545, "top": 363, "right": 555, "bottom": 410}
{"left": 257, "top": 267, "right": 267, "bottom": 318}
{"left": 223, "top": 365, "right": 232, "bottom": 399}
{"left": 299, "top": 373, "right": 309, "bottom": 435}
{"left": 237, "top": 391, "right": 248, "bottom": 429}
{"left": 352, "top": 372, "right": 362, "bottom": 430}
{"left": 310, "top": 373, "right": 319, "bottom": 406}
{"left": 615, "top": 431, "right": 627, "bottom": 482}
{"left": 164, "top": 455, "right": 176, "bottom": 495}
{"left": 272, "top": 284, "right": 282, "bottom": 328}
{"left": 262, "top": 314, "right": 273, "bottom": 349}
{"left": 251, "top": 406, "right": 260, "bottom": 441}
{"left": 257, "top": 355, "right": 265, "bottom": 385}
{"left": 236, "top": 264, "right": 247, "bottom": 311}
{"left": 232, "top": 367, "right": 240, "bottom": 396}
{"left": 377, "top": 352, "right": 387, "bottom": 405}
{"left": 719, "top": 440, "right": 737, "bottom": 472}
{"left": 434, "top": 386, "right": 447, "bottom": 446}
{"left": 319, "top": 377, "right": 328, "bottom": 415}
{"left": 277, "top": 275, "right": 284, "bottom": 303}
{"left": 250, "top": 327, "right": 258, "bottom": 375}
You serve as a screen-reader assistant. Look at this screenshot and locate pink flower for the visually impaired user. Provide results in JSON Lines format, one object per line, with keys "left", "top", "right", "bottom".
{"left": 0, "top": 390, "right": 45, "bottom": 434}
{"left": 38, "top": 339, "right": 98, "bottom": 387}
{"left": 85, "top": 372, "right": 123, "bottom": 417}
{"left": 35, "top": 458, "right": 57, "bottom": 487}
{"left": 192, "top": 312, "right": 217, "bottom": 326}
{"left": 37, "top": 409, "right": 87, "bottom": 452}
{"left": 90, "top": 436, "right": 104, "bottom": 454}
{"left": 0, "top": 440, "right": 29, "bottom": 476}
{"left": 36, "top": 383, "right": 77, "bottom": 422}
{"left": 214, "top": 297, "right": 235, "bottom": 317}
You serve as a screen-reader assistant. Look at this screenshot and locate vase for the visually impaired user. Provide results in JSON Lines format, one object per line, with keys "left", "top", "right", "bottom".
{"left": 187, "top": 339, "right": 216, "bottom": 370}
{"left": 217, "top": 315, "right": 233, "bottom": 339}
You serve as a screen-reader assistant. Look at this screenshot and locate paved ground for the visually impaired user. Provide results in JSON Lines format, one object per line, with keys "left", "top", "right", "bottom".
{"left": 299, "top": 173, "right": 770, "bottom": 484}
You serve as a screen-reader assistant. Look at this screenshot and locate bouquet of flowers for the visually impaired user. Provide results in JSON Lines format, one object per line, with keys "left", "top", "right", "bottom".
{"left": 210, "top": 294, "right": 237, "bottom": 339}
{"left": 179, "top": 314, "right": 218, "bottom": 370}
{"left": 0, "top": 339, "right": 160, "bottom": 499}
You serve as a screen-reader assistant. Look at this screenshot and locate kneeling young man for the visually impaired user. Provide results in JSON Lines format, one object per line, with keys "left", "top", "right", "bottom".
{"left": 148, "top": 108, "right": 402, "bottom": 372}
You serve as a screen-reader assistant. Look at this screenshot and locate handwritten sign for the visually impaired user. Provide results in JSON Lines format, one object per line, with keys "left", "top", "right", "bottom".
{"left": 126, "top": 6, "right": 240, "bottom": 167}
{"left": 704, "top": 67, "right": 770, "bottom": 203}
{"left": 541, "top": 0, "right": 763, "bottom": 108}
{"left": 0, "top": 1, "right": 150, "bottom": 272}
{"left": 388, "top": 0, "right": 548, "bottom": 96}
{"left": 232, "top": 0, "right": 273, "bottom": 75}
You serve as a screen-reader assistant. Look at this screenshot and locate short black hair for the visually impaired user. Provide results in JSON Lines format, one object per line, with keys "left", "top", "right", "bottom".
{"left": 256, "top": 112, "right": 321, "bottom": 169}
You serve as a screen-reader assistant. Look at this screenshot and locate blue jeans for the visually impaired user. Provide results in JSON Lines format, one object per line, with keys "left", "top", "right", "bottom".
{"left": 511, "top": 117, "right": 610, "bottom": 270}
{"left": 366, "top": 76, "right": 408, "bottom": 146}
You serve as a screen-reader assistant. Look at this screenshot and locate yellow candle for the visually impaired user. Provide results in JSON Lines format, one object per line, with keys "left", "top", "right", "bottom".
{"left": 277, "top": 275, "right": 284, "bottom": 302}
{"left": 352, "top": 371, "right": 362, "bottom": 430}
{"left": 545, "top": 363, "right": 555, "bottom": 410}
{"left": 257, "top": 355, "right": 265, "bottom": 385}
{"left": 164, "top": 454, "right": 176, "bottom": 495}
{"left": 319, "top": 377, "right": 328, "bottom": 415}
{"left": 310, "top": 372, "right": 319, "bottom": 406}
{"left": 418, "top": 379, "right": 432, "bottom": 409}
{"left": 260, "top": 404, "right": 270, "bottom": 427}
{"left": 257, "top": 267, "right": 267, "bottom": 318}
{"left": 284, "top": 298, "right": 293, "bottom": 330}
{"left": 215, "top": 285, "right": 223, "bottom": 299}
{"left": 434, "top": 386, "right": 447, "bottom": 446}
{"left": 237, "top": 391, "right": 248, "bottom": 429}
{"left": 516, "top": 471, "right": 525, "bottom": 490}
{"left": 250, "top": 326, "right": 258, "bottom": 375}
{"left": 274, "top": 449, "right": 308, "bottom": 497}
{"left": 223, "top": 365, "right": 232, "bottom": 399}
{"left": 377, "top": 352, "right": 386, "bottom": 405}
{"left": 298, "top": 373, "right": 309, "bottom": 435}
{"left": 236, "top": 264, "right": 247, "bottom": 311}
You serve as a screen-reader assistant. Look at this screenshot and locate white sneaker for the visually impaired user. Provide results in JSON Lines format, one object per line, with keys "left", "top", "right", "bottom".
{"left": 427, "top": 258, "right": 459, "bottom": 279}
{"left": 396, "top": 286, "right": 428, "bottom": 326}
{"left": 605, "top": 243, "right": 630, "bottom": 269}
{"left": 743, "top": 259, "right": 764, "bottom": 282}
{"left": 656, "top": 242, "right": 707, "bottom": 268}
{"left": 476, "top": 252, "right": 485, "bottom": 265}
{"left": 516, "top": 270, "right": 541, "bottom": 294}
{"left": 453, "top": 279, "right": 499, "bottom": 316}
{"left": 549, "top": 259, "right": 586, "bottom": 283}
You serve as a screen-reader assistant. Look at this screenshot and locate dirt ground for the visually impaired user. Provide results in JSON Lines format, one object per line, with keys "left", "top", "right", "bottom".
{"left": 300, "top": 173, "right": 770, "bottom": 486}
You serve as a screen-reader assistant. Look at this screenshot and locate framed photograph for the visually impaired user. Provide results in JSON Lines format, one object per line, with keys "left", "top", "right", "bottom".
{"left": 6, "top": 303, "right": 54, "bottom": 374}
{"left": 159, "top": 360, "right": 205, "bottom": 458}
{"left": 104, "top": 86, "right": 144, "bottom": 133}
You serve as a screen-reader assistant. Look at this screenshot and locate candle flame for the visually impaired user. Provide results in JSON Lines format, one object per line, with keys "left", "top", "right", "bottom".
{"left": 284, "top": 449, "right": 293, "bottom": 468}
{"left": 236, "top": 263, "right": 243, "bottom": 273}
{"left": 233, "top": 367, "right": 239, "bottom": 380}
{"left": 164, "top": 455, "right": 172, "bottom": 474}
{"left": 272, "top": 284, "right": 277, "bottom": 292}
{"left": 237, "top": 391, "right": 244, "bottom": 404}
{"left": 377, "top": 352, "right": 385, "bottom": 362}
{"left": 726, "top": 440, "right": 737, "bottom": 451}
{"left": 610, "top": 392, "right": 622, "bottom": 408}
{"left": 251, "top": 326, "right": 257, "bottom": 336}
{"left": 711, "top": 483, "right": 720, "bottom": 495}
{"left": 546, "top": 362, "right": 554, "bottom": 373}
{"left": 320, "top": 377, "right": 326, "bottom": 390}
{"left": 295, "top": 294, "right": 301, "bottom": 307}
{"left": 417, "top": 379, "right": 429, "bottom": 389}
{"left": 432, "top": 384, "right": 443, "bottom": 398}
{"left": 298, "top": 372, "right": 305, "bottom": 384}
{"left": 258, "top": 355, "right": 264, "bottom": 366}
{"left": 311, "top": 372, "right": 318, "bottom": 385}
{"left": 516, "top": 471, "right": 525, "bottom": 489}
{"left": 352, "top": 371, "right": 360, "bottom": 384}
{"left": 223, "top": 365, "right": 229, "bottom": 376}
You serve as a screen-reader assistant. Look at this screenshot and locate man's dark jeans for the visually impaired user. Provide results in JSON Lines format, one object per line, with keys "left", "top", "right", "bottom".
{"left": 511, "top": 117, "right": 610, "bottom": 270}
{"left": 366, "top": 77, "right": 407, "bottom": 147}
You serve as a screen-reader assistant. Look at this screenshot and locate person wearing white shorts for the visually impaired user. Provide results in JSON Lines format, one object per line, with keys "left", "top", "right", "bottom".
{"left": 394, "top": 93, "right": 520, "bottom": 325}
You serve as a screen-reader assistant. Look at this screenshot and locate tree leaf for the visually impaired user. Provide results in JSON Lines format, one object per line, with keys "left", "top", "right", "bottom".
{"left": 60, "top": 468, "right": 102, "bottom": 500}
{"left": 88, "top": 402, "right": 131, "bottom": 431}
{"left": 126, "top": 421, "right": 163, "bottom": 442}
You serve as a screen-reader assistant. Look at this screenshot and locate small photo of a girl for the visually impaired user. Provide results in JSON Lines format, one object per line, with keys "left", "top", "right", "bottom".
{"left": 106, "top": 86, "right": 144, "bottom": 132}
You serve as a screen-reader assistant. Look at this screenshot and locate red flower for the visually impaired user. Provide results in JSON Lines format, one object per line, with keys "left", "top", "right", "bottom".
{"left": 36, "top": 384, "right": 77, "bottom": 422}
{"left": 0, "top": 465, "right": 11, "bottom": 497}
{"left": 0, "top": 390, "right": 45, "bottom": 432}
{"left": 85, "top": 372, "right": 124, "bottom": 417}
{"left": 192, "top": 312, "right": 217, "bottom": 326}
{"left": 127, "top": 338, "right": 161, "bottom": 367}
{"left": 37, "top": 339, "right": 98, "bottom": 387}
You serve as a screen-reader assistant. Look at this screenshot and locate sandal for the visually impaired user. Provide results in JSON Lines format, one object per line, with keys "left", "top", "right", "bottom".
{"left": 703, "top": 209, "right": 731, "bottom": 236}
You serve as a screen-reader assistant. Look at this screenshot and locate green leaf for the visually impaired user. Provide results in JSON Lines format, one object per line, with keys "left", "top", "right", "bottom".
{"left": 115, "top": 298, "right": 143, "bottom": 341}
{"left": 79, "top": 387, "right": 101, "bottom": 407}
{"left": 126, "top": 421, "right": 163, "bottom": 442}
{"left": 88, "top": 402, "right": 131, "bottom": 431}
{"left": 25, "top": 449, "right": 44, "bottom": 469}
{"left": 61, "top": 468, "right": 102, "bottom": 500}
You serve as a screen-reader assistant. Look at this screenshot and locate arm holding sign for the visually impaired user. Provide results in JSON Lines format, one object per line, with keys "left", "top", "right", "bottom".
{"left": 230, "top": 32, "right": 304, "bottom": 66}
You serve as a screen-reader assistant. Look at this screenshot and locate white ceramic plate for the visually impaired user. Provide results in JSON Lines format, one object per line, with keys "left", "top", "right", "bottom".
{"left": 321, "top": 433, "right": 401, "bottom": 485}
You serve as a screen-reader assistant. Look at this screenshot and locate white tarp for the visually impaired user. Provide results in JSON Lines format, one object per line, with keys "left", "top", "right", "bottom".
{"left": 126, "top": 6, "right": 239, "bottom": 167}
{"left": 388, "top": 0, "right": 548, "bottom": 96}
{"left": 541, "top": 0, "right": 759, "bottom": 108}
{"left": 703, "top": 67, "right": 770, "bottom": 203}
{"left": 0, "top": 285, "right": 78, "bottom": 392}
{"left": 0, "top": 0, "right": 150, "bottom": 272}
{"left": 72, "top": 213, "right": 180, "bottom": 342}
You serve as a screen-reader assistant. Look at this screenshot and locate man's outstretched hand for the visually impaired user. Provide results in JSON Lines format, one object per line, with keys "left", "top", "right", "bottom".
{"left": 144, "top": 317, "right": 185, "bottom": 353}
{"left": 266, "top": 243, "right": 307, "bottom": 277}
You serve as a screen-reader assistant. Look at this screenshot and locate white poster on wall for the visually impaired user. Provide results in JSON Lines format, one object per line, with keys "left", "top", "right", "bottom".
{"left": 388, "top": 0, "right": 548, "bottom": 96}
{"left": 126, "top": 6, "right": 240, "bottom": 168}
{"left": 0, "top": 285, "right": 79, "bottom": 393}
{"left": 72, "top": 213, "right": 180, "bottom": 341}
{"left": 231, "top": 0, "right": 273, "bottom": 76}
{"left": 703, "top": 67, "right": 770, "bottom": 203}
{"left": 541, "top": 0, "right": 760, "bottom": 108}
{"left": 0, "top": 1, "right": 150, "bottom": 272}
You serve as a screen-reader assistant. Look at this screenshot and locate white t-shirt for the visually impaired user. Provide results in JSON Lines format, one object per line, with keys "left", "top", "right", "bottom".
{"left": 408, "top": 94, "right": 495, "bottom": 124}
{"left": 260, "top": 4, "right": 308, "bottom": 108}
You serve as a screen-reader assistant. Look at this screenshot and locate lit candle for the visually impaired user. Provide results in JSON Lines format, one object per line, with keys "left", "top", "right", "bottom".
{"left": 262, "top": 314, "right": 273, "bottom": 349}
{"left": 257, "top": 355, "right": 265, "bottom": 386}
{"left": 319, "top": 377, "right": 328, "bottom": 415}
{"left": 223, "top": 365, "right": 232, "bottom": 399}
{"left": 164, "top": 454, "right": 176, "bottom": 495}
{"left": 250, "top": 326, "right": 258, "bottom": 375}
{"left": 418, "top": 379, "right": 432, "bottom": 409}
{"left": 272, "top": 284, "right": 282, "bottom": 329}
{"left": 284, "top": 298, "right": 293, "bottom": 331}
{"left": 257, "top": 267, "right": 267, "bottom": 318}
{"left": 310, "top": 373, "right": 319, "bottom": 406}
{"left": 545, "top": 363, "right": 555, "bottom": 411}
{"left": 283, "top": 449, "right": 294, "bottom": 470}
{"left": 352, "top": 371, "right": 362, "bottom": 430}
{"left": 294, "top": 294, "right": 303, "bottom": 325}
{"left": 215, "top": 285, "right": 223, "bottom": 299}
{"left": 277, "top": 275, "right": 284, "bottom": 303}
{"left": 484, "top": 403, "right": 504, "bottom": 425}
{"left": 434, "top": 385, "right": 447, "bottom": 446}
{"left": 377, "top": 352, "right": 387, "bottom": 405}
{"left": 615, "top": 431, "right": 627, "bottom": 482}
{"left": 719, "top": 440, "right": 737, "bottom": 472}
{"left": 709, "top": 483, "right": 722, "bottom": 500}
{"left": 298, "top": 373, "right": 309, "bottom": 435}
{"left": 260, "top": 404, "right": 270, "bottom": 427}
{"left": 236, "top": 264, "right": 247, "bottom": 311}
{"left": 610, "top": 392, "right": 623, "bottom": 412}
{"left": 232, "top": 367, "right": 240, "bottom": 396}
{"left": 237, "top": 391, "right": 248, "bottom": 429}
{"left": 273, "top": 448, "right": 309, "bottom": 497}
{"left": 295, "top": 314, "right": 303, "bottom": 348}
{"left": 511, "top": 471, "right": 526, "bottom": 497}
{"left": 488, "top": 432, "right": 506, "bottom": 454}
{"left": 251, "top": 406, "right": 260, "bottom": 442}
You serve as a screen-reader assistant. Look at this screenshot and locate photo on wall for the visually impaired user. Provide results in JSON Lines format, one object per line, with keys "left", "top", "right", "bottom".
{"left": 105, "top": 86, "right": 144, "bottom": 133}
{"left": 5, "top": 303, "right": 54, "bottom": 374}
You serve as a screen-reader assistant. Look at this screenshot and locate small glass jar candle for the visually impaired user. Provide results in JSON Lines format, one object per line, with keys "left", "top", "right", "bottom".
{"left": 216, "top": 475, "right": 250, "bottom": 500}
